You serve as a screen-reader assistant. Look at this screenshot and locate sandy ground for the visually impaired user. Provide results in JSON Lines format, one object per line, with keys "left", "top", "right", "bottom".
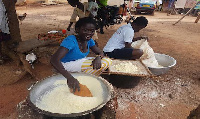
{"left": 0, "top": 3, "right": 200, "bottom": 119}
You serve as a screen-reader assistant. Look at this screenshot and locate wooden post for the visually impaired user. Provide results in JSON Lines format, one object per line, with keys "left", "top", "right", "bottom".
{"left": 195, "top": 13, "right": 200, "bottom": 23}
{"left": 173, "top": 1, "right": 200, "bottom": 25}
{"left": 2, "top": 0, "right": 22, "bottom": 65}
{"left": 2, "top": 0, "right": 22, "bottom": 43}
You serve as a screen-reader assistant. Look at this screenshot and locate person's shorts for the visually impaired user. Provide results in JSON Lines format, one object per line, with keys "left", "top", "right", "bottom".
{"left": 104, "top": 48, "right": 133, "bottom": 60}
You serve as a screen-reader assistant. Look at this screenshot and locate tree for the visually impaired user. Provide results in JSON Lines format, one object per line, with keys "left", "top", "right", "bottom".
{"left": 2, "top": 0, "right": 21, "bottom": 65}
{"left": 1, "top": 0, "right": 32, "bottom": 85}
{"left": 1, "top": 0, "right": 57, "bottom": 85}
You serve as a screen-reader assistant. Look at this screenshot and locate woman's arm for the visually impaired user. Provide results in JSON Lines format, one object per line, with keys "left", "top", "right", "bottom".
{"left": 50, "top": 47, "right": 80, "bottom": 92}
{"left": 90, "top": 45, "right": 104, "bottom": 69}
{"left": 90, "top": 45, "right": 104, "bottom": 57}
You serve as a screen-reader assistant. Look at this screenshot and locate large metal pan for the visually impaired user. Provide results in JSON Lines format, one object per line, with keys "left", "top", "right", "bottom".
{"left": 27, "top": 73, "right": 114, "bottom": 118}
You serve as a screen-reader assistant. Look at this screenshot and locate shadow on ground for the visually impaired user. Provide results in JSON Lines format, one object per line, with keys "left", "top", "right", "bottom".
{"left": 101, "top": 74, "right": 141, "bottom": 89}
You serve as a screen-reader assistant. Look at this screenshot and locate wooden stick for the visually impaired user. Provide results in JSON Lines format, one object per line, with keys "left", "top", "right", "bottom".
{"left": 173, "top": 2, "right": 200, "bottom": 25}
{"left": 195, "top": 13, "right": 200, "bottom": 23}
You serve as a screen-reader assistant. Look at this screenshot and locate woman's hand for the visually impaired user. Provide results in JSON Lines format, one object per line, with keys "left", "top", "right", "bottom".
{"left": 91, "top": 56, "right": 102, "bottom": 69}
{"left": 67, "top": 76, "right": 80, "bottom": 93}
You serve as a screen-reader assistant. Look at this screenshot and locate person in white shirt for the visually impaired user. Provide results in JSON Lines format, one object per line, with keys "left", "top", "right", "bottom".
{"left": 0, "top": 0, "right": 10, "bottom": 64}
{"left": 103, "top": 16, "right": 148, "bottom": 60}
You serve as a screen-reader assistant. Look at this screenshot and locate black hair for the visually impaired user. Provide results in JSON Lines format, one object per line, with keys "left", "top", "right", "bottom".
{"left": 133, "top": 16, "right": 148, "bottom": 27}
{"left": 75, "top": 17, "right": 96, "bottom": 30}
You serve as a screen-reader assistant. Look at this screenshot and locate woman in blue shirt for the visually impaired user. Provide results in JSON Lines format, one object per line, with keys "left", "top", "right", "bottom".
{"left": 51, "top": 17, "right": 111, "bottom": 92}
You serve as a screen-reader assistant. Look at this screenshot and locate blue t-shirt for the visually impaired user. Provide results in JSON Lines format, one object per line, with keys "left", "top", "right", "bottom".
{"left": 60, "top": 35, "right": 95, "bottom": 63}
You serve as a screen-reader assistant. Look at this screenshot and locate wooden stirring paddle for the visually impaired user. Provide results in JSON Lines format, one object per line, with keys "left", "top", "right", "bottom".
{"left": 71, "top": 84, "right": 93, "bottom": 97}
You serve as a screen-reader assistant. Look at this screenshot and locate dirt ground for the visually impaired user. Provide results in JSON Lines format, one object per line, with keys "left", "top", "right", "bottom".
{"left": 0, "top": 3, "right": 200, "bottom": 119}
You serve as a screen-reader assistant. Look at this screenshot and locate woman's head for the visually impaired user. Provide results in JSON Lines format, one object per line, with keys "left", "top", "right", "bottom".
{"left": 131, "top": 16, "right": 148, "bottom": 32}
{"left": 75, "top": 17, "right": 96, "bottom": 41}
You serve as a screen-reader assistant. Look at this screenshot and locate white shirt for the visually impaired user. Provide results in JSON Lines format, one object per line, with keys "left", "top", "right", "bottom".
{"left": 103, "top": 23, "right": 134, "bottom": 52}
{"left": 0, "top": 0, "right": 9, "bottom": 34}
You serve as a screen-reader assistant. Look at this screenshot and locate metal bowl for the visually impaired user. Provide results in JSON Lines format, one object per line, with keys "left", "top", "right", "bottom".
{"left": 148, "top": 53, "right": 176, "bottom": 76}
{"left": 27, "top": 73, "right": 114, "bottom": 118}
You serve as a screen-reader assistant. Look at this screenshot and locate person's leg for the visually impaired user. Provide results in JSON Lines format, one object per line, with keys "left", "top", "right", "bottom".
{"left": 81, "top": 57, "right": 112, "bottom": 76}
{"left": 193, "top": 9, "right": 198, "bottom": 17}
{"left": 105, "top": 49, "right": 132, "bottom": 59}
{"left": 131, "top": 49, "right": 143, "bottom": 60}
{"left": 167, "top": 0, "right": 172, "bottom": 16}
{"left": 110, "top": 6, "right": 119, "bottom": 24}
{"left": 98, "top": 7, "right": 107, "bottom": 34}
{"left": 100, "top": 19, "right": 106, "bottom": 34}
{"left": 167, "top": 8, "right": 171, "bottom": 16}
{"left": 105, "top": 48, "right": 143, "bottom": 60}
{"left": 97, "top": 9, "right": 103, "bottom": 34}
